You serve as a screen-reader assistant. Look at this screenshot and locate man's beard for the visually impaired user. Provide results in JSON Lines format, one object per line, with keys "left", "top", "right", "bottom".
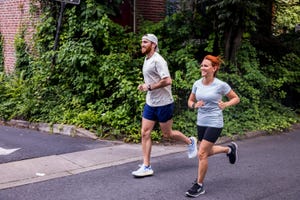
{"left": 141, "top": 46, "right": 151, "bottom": 55}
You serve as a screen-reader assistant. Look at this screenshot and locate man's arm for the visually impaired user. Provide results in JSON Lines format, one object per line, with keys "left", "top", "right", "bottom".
{"left": 137, "top": 77, "right": 172, "bottom": 92}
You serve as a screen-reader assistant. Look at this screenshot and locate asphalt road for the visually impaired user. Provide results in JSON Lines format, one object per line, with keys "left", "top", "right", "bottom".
{"left": 0, "top": 125, "right": 300, "bottom": 200}
{"left": 0, "top": 125, "right": 113, "bottom": 164}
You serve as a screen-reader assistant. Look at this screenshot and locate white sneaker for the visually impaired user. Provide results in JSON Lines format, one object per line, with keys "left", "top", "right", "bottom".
{"left": 188, "top": 137, "right": 198, "bottom": 158}
{"left": 132, "top": 164, "right": 154, "bottom": 177}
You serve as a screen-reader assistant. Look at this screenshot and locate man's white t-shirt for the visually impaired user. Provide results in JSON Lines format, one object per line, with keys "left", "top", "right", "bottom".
{"left": 192, "top": 78, "right": 231, "bottom": 128}
{"left": 143, "top": 52, "right": 174, "bottom": 107}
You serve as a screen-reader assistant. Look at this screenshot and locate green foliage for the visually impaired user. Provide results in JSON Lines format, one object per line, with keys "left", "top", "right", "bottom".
{"left": 0, "top": 0, "right": 299, "bottom": 144}
{"left": 15, "top": 27, "right": 32, "bottom": 78}
{"left": 221, "top": 40, "right": 299, "bottom": 134}
{"left": 274, "top": 0, "right": 300, "bottom": 34}
{"left": 0, "top": 71, "right": 31, "bottom": 121}
{"left": 7, "top": 1, "right": 145, "bottom": 141}
{"left": 208, "top": 0, "right": 259, "bottom": 33}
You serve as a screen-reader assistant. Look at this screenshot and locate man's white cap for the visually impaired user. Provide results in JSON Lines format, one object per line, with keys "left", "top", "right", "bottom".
{"left": 142, "top": 33, "right": 159, "bottom": 52}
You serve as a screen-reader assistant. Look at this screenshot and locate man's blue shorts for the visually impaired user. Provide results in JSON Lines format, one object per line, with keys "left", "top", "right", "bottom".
{"left": 142, "top": 103, "right": 174, "bottom": 123}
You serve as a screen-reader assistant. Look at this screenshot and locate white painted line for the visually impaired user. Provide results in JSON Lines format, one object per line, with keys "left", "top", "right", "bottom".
{"left": 0, "top": 147, "right": 20, "bottom": 155}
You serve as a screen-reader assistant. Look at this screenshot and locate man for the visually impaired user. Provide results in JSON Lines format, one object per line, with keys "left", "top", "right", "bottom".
{"left": 132, "top": 34, "right": 198, "bottom": 177}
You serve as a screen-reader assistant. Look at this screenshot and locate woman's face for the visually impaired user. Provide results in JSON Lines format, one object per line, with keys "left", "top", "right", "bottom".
{"left": 200, "top": 59, "right": 215, "bottom": 77}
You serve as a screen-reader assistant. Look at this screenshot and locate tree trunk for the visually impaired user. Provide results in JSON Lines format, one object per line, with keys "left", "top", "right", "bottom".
{"left": 224, "top": 26, "right": 244, "bottom": 64}
{"left": 257, "top": 0, "right": 274, "bottom": 37}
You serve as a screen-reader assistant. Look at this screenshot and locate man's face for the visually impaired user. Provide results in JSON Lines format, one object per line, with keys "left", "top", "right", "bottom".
{"left": 141, "top": 39, "right": 152, "bottom": 55}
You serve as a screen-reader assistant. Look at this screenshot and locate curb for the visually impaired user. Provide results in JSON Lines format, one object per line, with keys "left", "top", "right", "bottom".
{"left": 0, "top": 119, "right": 265, "bottom": 144}
{"left": 1, "top": 120, "right": 299, "bottom": 144}
{"left": 1, "top": 119, "right": 98, "bottom": 140}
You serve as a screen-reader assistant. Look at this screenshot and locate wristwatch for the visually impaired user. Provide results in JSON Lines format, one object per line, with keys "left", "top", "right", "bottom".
{"left": 148, "top": 84, "right": 152, "bottom": 91}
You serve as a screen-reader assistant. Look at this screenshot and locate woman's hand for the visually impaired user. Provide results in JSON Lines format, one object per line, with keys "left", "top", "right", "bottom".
{"left": 219, "top": 89, "right": 240, "bottom": 110}
{"left": 218, "top": 100, "right": 227, "bottom": 110}
{"left": 194, "top": 100, "right": 205, "bottom": 109}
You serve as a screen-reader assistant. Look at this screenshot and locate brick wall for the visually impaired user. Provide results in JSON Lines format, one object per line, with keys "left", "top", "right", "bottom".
{"left": 136, "top": 0, "right": 166, "bottom": 24}
{"left": 0, "top": 0, "right": 38, "bottom": 73}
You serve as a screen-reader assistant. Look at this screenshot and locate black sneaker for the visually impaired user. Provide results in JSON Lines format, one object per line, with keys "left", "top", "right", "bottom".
{"left": 227, "top": 142, "right": 238, "bottom": 164}
{"left": 185, "top": 183, "right": 205, "bottom": 197}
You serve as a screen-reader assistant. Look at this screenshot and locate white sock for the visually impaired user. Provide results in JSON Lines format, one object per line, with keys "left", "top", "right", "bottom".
{"left": 228, "top": 147, "right": 232, "bottom": 154}
{"left": 190, "top": 139, "right": 193, "bottom": 145}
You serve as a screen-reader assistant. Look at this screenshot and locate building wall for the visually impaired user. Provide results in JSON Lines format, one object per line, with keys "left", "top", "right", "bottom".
{"left": 112, "top": 0, "right": 166, "bottom": 32}
{"left": 136, "top": 0, "right": 166, "bottom": 23}
{"left": 111, "top": 0, "right": 133, "bottom": 29}
{"left": 0, "top": 0, "right": 38, "bottom": 73}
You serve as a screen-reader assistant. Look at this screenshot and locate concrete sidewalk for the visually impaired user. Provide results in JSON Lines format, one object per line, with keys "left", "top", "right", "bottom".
{"left": 0, "top": 143, "right": 187, "bottom": 190}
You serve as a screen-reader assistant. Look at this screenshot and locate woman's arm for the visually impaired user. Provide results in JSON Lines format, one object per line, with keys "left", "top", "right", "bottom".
{"left": 188, "top": 93, "right": 197, "bottom": 109}
{"left": 218, "top": 90, "right": 240, "bottom": 110}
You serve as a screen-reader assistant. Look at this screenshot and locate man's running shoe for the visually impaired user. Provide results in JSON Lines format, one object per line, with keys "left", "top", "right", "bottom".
{"left": 188, "top": 137, "right": 198, "bottom": 158}
{"left": 132, "top": 164, "right": 154, "bottom": 177}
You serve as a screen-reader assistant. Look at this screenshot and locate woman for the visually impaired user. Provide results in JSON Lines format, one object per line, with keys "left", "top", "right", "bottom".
{"left": 185, "top": 55, "right": 240, "bottom": 197}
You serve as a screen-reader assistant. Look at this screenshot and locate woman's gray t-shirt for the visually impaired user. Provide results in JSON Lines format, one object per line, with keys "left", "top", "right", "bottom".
{"left": 192, "top": 78, "right": 231, "bottom": 128}
{"left": 143, "top": 52, "right": 173, "bottom": 107}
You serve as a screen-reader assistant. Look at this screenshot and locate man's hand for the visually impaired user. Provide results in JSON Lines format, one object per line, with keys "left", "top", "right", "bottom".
{"left": 138, "top": 83, "right": 148, "bottom": 92}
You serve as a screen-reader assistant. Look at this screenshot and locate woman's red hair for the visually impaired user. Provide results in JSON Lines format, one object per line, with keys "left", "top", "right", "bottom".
{"left": 204, "top": 55, "right": 223, "bottom": 67}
